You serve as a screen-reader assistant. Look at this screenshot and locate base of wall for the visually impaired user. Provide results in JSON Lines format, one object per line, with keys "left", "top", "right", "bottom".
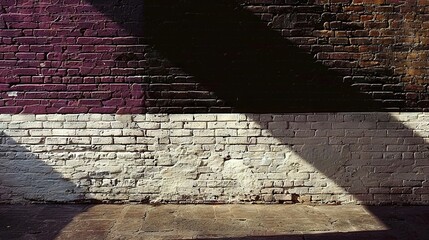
{"left": 1, "top": 113, "right": 428, "bottom": 205}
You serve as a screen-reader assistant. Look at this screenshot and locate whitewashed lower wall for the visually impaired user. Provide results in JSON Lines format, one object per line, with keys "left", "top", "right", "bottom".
{"left": 0, "top": 113, "right": 428, "bottom": 204}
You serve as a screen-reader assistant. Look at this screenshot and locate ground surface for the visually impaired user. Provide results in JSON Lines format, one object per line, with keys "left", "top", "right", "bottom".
{"left": 0, "top": 204, "right": 428, "bottom": 240}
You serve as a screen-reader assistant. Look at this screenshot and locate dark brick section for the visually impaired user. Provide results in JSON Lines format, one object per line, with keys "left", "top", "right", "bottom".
{"left": 1, "top": 0, "right": 429, "bottom": 113}
{"left": 242, "top": 0, "right": 429, "bottom": 111}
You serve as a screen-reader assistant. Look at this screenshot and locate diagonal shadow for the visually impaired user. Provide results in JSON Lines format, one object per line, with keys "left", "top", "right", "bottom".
{"left": 90, "top": 0, "right": 381, "bottom": 113}
{"left": 0, "top": 132, "right": 90, "bottom": 239}
{"left": 0, "top": 133, "right": 86, "bottom": 203}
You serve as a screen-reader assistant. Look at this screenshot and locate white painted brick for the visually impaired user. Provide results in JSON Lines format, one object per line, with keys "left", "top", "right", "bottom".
{"left": 193, "top": 130, "right": 215, "bottom": 136}
{"left": 169, "top": 129, "right": 192, "bottom": 137}
{"left": 215, "top": 129, "right": 237, "bottom": 137}
{"left": 0, "top": 122, "right": 8, "bottom": 129}
{"left": 345, "top": 130, "right": 364, "bottom": 137}
{"left": 377, "top": 122, "right": 405, "bottom": 129}
{"left": 100, "top": 145, "right": 126, "bottom": 151}
{"left": 63, "top": 122, "right": 87, "bottom": 129}
{"left": 111, "top": 121, "right": 128, "bottom": 128}
{"left": 194, "top": 137, "right": 216, "bottom": 144}
{"left": 43, "top": 122, "right": 63, "bottom": 128}
{"left": 88, "top": 114, "right": 103, "bottom": 121}
{"left": 216, "top": 114, "right": 246, "bottom": 121}
{"left": 170, "top": 137, "right": 193, "bottom": 144}
{"left": 332, "top": 122, "right": 362, "bottom": 129}
{"left": 404, "top": 138, "right": 425, "bottom": 144}
{"left": 248, "top": 145, "right": 270, "bottom": 152}
{"left": 29, "top": 129, "right": 52, "bottom": 136}
{"left": 169, "top": 114, "right": 193, "bottom": 121}
{"left": 226, "top": 122, "right": 249, "bottom": 129}
{"left": 115, "top": 115, "right": 132, "bottom": 122}
{"left": 133, "top": 115, "right": 146, "bottom": 122}
{"left": 387, "top": 130, "right": 413, "bottom": 137}
{"left": 137, "top": 122, "right": 160, "bottom": 129}
{"left": 69, "top": 137, "right": 91, "bottom": 144}
{"left": 45, "top": 137, "right": 67, "bottom": 144}
{"left": 0, "top": 115, "right": 12, "bottom": 121}
{"left": 207, "top": 122, "right": 227, "bottom": 129}
{"left": 289, "top": 122, "right": 311, "bottom": 130}
{"left": 92, "top": 137, "right": 113, "bottom": 145}
{"left": 371, "top": 138, "right": 401, "bottom": 145}
{"left": 386, "top": 145, "right": 408, "bottom": 152}
{"left": 117, "top": 152, "right": 140, "bottom": 159}
{"left": 20, "top": 137, "right": 43, "bottom": 144}
{"left": 61, "top": 114, "right": 78, "bottom": 121}
{"left": 146, "top": 114, "right": 169, "bottom": 122}
{"left": 13, "top": 122, "right": 43, "bottom": 129}
{"left": 193, "top": 114, "right": 216, "bottom": 121}
{"left": 11, "top": 114, "right": 36, "bottom": 121}
{"left": 307, "top": 114, "right": 329, "bottom": 121}
{"left": 267, "top": 122, "right": 288, "bottom": 130}
{"left": 99, "top": 129, "right": 122, "bottom": 136}
{"left": 328, "top": 137, "right": 358, "bottom": 145}
{"left": 294, "top": 115, "right": 307, "bottom": 122}
{"left": 101, "top": 115, "right": 115, "bottom": 121}
{"left": 294, "top": 130, "right": 316, "bottom": 137}
{"left": 52, "top": 129, "right": 76, "bottom": 136}
{"left": 3, "top": 129, "right": 29, "bottom": 136}
{"left": 122, "top": 129, "right": 144, "bottom": 136}
{"left": 114, "top": 137, "right": 136, "bottom": 144}
{"left": 225, "top": 145, "right": 247, "bottom": 152}
{"left": 256, "top": 137, "right": 282, "bottom": 145}
{"left": 249, "top": 122, "right": 264, "bottom": 129}
{"left": 147, "top": 130, "right": 169, "bottom": 137}
{"left": 87, "top": 122, "right": 111, "bottom": 129}
{"left": 343, "top": 114, "right": 365, "bottom": 122}
{"left": 260, "top": 114, "right": 272, "bottom": 122}
{"left": 75, "top": 129, "right": 101, "bottom": 136}
{"left": 237, "top": 129, "right": 261, "bottom": 136}
{"left": 126, "top": 145, "right": 148, "bottom": 152}
{"left": 227, "top": 137, "right": 250, "bottom": 144}
{"left": 363, "top": 130, "right": 387, "bottom": 137}
{"left": 272, "top": 114, "right": 294, "bottom": 121}
{"left": 184, "top": 122, "right": 206, "bottom": 129}
{"left": 161, "top": 122, "right": 183, "bottom": 129}
{"left": 311, "top": 122, "right": 332, "bottom": 129}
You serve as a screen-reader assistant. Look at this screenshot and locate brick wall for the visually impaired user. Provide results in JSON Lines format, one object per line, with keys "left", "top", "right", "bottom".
{"left": 1, "top": 1, "right": 429, "bottom": 204}
{"left": 1, "top": 113, "right": 428, "bottom": 204}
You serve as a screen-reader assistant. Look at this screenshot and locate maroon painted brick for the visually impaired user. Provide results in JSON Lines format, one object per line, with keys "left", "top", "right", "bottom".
{"left": 117, "top": 107, "right": 144, "bottom": 114}
{"left": 58, "top": 106, "right": 89, "bottom": 114}
{"left": 12, "top": 68, "right": 38, "bottom": 76}
{"left": 0, "top": 106, "right": 23, "bottom": 114}
{"left": 22, "top": 105, "right": 48, "bottom": 114}
{"left": 78, "top": 99, "right": 102, "bottom": 107}
{"left": 103, "top": 98, "right": 126, "bottom": 106}
{"left": 89, "top": 107, "right": 117, "bottom": 113}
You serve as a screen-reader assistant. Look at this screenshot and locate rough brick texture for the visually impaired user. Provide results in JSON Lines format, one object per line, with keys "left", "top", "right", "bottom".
{"left": 1, "top": 0, "right": 429, "bottom": 113}
{"left": 1, "top": 113, "right": 428, "bottom": 204}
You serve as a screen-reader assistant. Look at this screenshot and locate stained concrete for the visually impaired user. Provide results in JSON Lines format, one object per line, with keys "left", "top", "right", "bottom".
{"left": 0, "top": 204, "right": 428, "bottom": 240}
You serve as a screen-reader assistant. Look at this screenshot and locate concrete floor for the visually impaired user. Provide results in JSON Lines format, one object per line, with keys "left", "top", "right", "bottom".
{"left": 0, "top": 204, "right": 428, "bottom": 240}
